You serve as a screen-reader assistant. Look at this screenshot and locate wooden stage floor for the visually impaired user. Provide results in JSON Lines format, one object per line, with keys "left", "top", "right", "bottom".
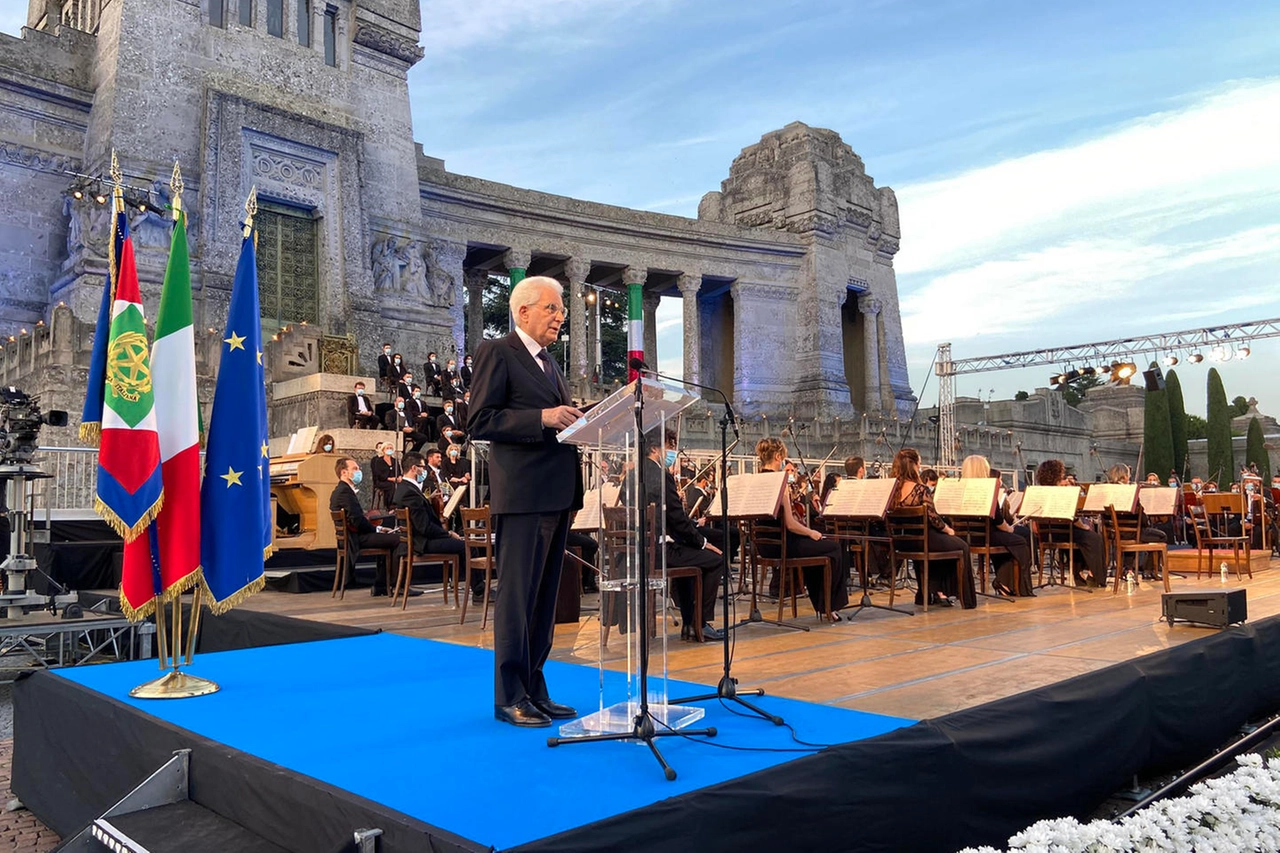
{"left": 241, "top": 559, "right": 1280, "bottom": 721}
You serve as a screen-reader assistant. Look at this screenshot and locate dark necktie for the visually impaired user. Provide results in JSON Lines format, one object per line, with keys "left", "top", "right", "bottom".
{"left": 537, "top": 349, "right": 559, "bottom": 392}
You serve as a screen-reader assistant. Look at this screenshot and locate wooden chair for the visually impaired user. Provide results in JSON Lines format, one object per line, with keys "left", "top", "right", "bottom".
{"left": 1030, "top": 518, "right": 1079, "bottom": 589}
{"left": 390, "top": 507, "right": 460, "bottom": 611}
{"left": 886, "top": 506, "right": 966, "bottom": 613}
{"left": 330, "top": 508, "right": 395, "bottom": 600}
{"left": 1192, "top": 493, "right": 1252, "bottom": 580}
{"left": 1104, "top": 506, "right": 1170, "bottom": 593}
{"left": 600, "top": 505, "right": 704, "bottom": 642}
{"left": 749, "top": 518, "right": 832, "bottom": 621}
{"left": 828, "top": 517, "right": 896, "bottom": 607}
{"left": 951, "top": 516, "right": 1012, "bottom": 595}
{"left": 459, "top": 507, "right": 495, "bottom": 628}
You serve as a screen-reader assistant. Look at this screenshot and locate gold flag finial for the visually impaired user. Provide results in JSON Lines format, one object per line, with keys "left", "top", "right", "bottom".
{"left": 170, "top": 161, "right": 185, "bottom": 220}
{"left": 242, "top": 185, "right": 258, "bottom": 238}
{"left": 110, "top": 149, "right": 124, "bottom": 213}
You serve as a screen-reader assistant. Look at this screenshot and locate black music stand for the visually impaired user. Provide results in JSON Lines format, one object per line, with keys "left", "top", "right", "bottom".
{"left": 824, "top": 479, "right": 912, "bottom": 618}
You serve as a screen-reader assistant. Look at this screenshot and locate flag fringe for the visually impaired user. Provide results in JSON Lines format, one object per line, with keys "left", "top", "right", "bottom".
{"left": 79, "top": 421, "right": 101, "bottom": 447}
{"left": 159, "top": 567, "right": 204, "bottom": 603}
{"left": 203, "top": 574, "right": 266, "bottom": 616}
{"left": 94, "top": 493, "right": 165, "bottom": 543}
{"left": 118, "top": 591, "right": 157, "bottom": 623}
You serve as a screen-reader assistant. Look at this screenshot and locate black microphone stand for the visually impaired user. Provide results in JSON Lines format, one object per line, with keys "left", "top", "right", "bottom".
{"left": 548, "top": 366, "right": 717, "bottom": 780}
{"left": 638, "top": 367, "right": 784, "bottom": 726}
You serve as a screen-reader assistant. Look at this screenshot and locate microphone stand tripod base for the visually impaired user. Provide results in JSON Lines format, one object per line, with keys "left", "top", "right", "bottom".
{"left": 129, "top": 670, "right": 220, "bottom": 700}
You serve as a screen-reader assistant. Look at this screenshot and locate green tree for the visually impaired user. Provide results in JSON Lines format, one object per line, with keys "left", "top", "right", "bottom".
{"left": 1206, "top": 368, "right": 1235, "bottom": 483}
{"left": 1246, "top": 417, "right": 1271, "bottom": 483}
{"left": 1061, "top": 373, "right": 1103, "bottom": 407}
{"left": 1231, "top": 395, "right": 1251, "bottom": 417}
{"left": 1185, "top": 414, "right": 1208, "bottom": 441}
{"left": 1014, "top": 390, "right": 1030, "bottom": 401}
{"left": 1165, "top": 369, "right": 1188, "bottom": 478}
{"left": 1142, "top": 364, "right": 1174, "bottom": 481}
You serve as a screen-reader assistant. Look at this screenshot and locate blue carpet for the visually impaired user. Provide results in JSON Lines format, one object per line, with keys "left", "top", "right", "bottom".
{"left": 53, "top": 633, "right": 913, "bottom": 849}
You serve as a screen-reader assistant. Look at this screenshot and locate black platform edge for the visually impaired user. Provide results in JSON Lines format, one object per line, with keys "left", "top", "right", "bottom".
{"left": 15, "top": 610, "right": 1280, "bottom": 852}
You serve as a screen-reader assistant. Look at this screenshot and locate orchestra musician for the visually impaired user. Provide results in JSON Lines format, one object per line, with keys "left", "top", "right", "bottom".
{"left": 313, "top": 433, "right": 335, "bottom": 454}
{"left": 755, "top": 437, "right": 849, "bottom": 620}
{"left": 468, "top": 275, "right": 584, "bottom": 728}
{"left": 960, "top": 455, "right": 1032, "bottom": 597}
{"left": 844, "top": 456, "right": 866, "bottom": 479}
{"left": 370, "top": 440, "right": 401, "bottom": 511}
{"left": 890, "top": 448, "right": 976, "bottom": 608}
{"left": 329, "top": 456, "right": 407, "bottom": 597}
{"left": 1035, "top": 459, "right": 1107, "bottom": 588}
{"left": 347, "top": 381, "right": 379, "bottom": 429}
{"left": 1109, "top": 463, "right": 1168, "bottom": 577}
{"left": 422, "top": 448, "right": 448, "bottom": 494}
{"left": 393, "top": 451, "right": 469, "bottom": 597}
{"left": 844, "top": 454, "right": 893, "bottom": 583}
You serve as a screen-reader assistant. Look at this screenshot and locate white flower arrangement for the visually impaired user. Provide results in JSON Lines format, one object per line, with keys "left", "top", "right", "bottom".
{"left": 958, "top": 753, "right": 1280, "bottom": 853}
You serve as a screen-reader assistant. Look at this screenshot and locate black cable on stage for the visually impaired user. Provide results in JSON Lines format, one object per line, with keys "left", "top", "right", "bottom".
{"left": 653, "top": 712, "right": 824, "bottom": 755}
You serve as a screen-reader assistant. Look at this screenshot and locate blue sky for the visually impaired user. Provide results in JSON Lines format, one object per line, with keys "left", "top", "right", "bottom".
{"left": 4, "top": 1, "right": 1276, "bottom": 415}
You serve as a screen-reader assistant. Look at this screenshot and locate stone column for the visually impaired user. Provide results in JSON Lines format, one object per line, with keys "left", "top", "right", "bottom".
{"left": 642, "top": 290, "right": 661, "bottom": 371}
{"left": 463, "top": 268, "right": 487, "bottom": 356}
{"left": 677, "top": 273, "right": 701, "bottom": 387}
{"left": 505, "top": 247, "right": 530, "bottom": 289}
{"left": 565, "top": 258, "right": 590, "bottom": 395}
{"left": 622, "top": 266, "right": 647, "bottom": 379}
{"left": 861, "top": 296, "right": 882, "bottom": 413}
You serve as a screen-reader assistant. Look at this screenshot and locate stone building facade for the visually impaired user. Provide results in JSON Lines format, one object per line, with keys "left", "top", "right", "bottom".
{"left": 0, "top": 0, "right": 914, "bottom": 435}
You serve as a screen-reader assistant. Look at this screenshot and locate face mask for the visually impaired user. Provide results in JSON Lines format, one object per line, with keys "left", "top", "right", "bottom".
{"left": 787, "top": 474, "right": 796, "bottom": 484}
{"left": 397, "top": 402, "right": 404, "bottom": 410}
{"left": 1247, "top": 485, "right": 1256, "bottom": 493}
{"left": 449, "top": 452, "right": 459, "bottom": 460}
{"left": 443, "top": 430, "right": 452, "bottom": 440}
{"left": 664, "top": 450, "right": 677, "bottom": 467}
{"left": 429, "top": 356, "right": 436, "bottom": 363}
{"left": 384, "top": 447, "right": 393, "bottom": 456}
{"left": 445, "top": 406, "right": 453, "bottom": 414}
{"left": 356, "top": 389, "right": 364, "bottom": 396}
{"left": 1168, "top": 480, "right": 1177, "bottom": 487}
{"left": 415, "top": 470, "right": 427, "bottom": 485}
{"left": 394, "top": 357, "right": 401, "bottom": 364}
{"left": 351, "top": 470, "right": 363, "bottom": 485}
{"left": 404, "top": 377, "right": 413, "bottom": 385}
{"left": 323, "top": 443, "right": 333, "bottom": 452}
{"left": 383, "top": 348, "right": 391, "bottom": 355}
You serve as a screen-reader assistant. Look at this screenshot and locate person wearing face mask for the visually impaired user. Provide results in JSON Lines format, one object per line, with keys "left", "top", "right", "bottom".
{"left": 456, "top": 390, "right": 471, "bottom": 429}
{"left": 442, "top": 444, "right": 471, "bottom": 490}
{"left": 396, "top": 371, "right": 416, "bottom": 404}
{"left": 377, "top": 343, "right": 395, "bottom": 391}
{"left": 389, "top": 352, "right": 406, "bottom": 386}
{"left": 384, "top": 396, "right": 428, "bottom": 452}
{"left": 460, "top": 354, "right": 473, "bottom": 389}
{"left": 370, "top": 441, "right": 402, "bottom": 511}
{"left": 392, "top": 451, "right": 468, "bottom": 596}
{"left": 329, "top": 456, "right": 408, "bottom": 597}
{"left": 422, "top": 351, "right": 442, "bottom": 395}
{"left": 408, "top": 384, "right": 434, "bottom": 438}
{"left": 347, "top": 381, "right": 378, "bottom": 429}
{"left": 437, "top": 399, "right": 466, "bottom": 444}
{"left": 444, "top": 358, "right": 459, "bottom": 390}
{"left": 313, "top": 433, "right": 336, "bottom": 454}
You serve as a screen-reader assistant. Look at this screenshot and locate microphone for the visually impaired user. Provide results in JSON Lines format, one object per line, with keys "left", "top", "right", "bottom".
{"left": 629, "top": 357, "right": 650, "bottom": 373}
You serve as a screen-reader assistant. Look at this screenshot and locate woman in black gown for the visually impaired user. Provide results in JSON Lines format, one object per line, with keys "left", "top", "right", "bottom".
{"left": 890, "top": 448, "right": 977, "bottom": 609}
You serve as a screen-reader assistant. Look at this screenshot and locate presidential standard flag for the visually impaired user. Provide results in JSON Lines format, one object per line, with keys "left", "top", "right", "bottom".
{"left": 121, "top": 209, "right": 202, "bottom": 616}
{"left": 200, "top": 230, "right": 273, "bottom": 613}
{"left": 79, "top": 210, "right": 128, "bottom": 445}
{"left": 95, "top": 218, "right": 163, "bottom": 545}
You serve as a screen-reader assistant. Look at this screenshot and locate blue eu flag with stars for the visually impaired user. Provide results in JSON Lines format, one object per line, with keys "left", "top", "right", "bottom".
{"left": 200, "top": 232, "right": 274, "bottom": 613}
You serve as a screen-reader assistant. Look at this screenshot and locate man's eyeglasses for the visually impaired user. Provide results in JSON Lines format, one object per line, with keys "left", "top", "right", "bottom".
{"left": 537, "top": 302, "right": 567, "bottom": 318}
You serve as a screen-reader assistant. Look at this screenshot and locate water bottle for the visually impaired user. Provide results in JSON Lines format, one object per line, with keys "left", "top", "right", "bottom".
{"left": 1125, "top": 571, "right": 1135, "bottom": 596}
{"left": 1220, "top": 562, "right": 1229, "bottom": 584}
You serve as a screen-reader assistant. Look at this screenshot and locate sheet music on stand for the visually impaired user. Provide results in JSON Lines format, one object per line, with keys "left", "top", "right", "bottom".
{"left": 707, "top": 471, "right": 787, "bottom": 519}
{"left": 571, "top": 483, "right": 621, "bottom": 531}
{"left": 557, "top": 377, "right": 698, "bottom": 449}
{"left": 822, "top": 477, "right": 897, "bottom": 519}
{"left": 1082, "top": 483, "right": 1139, "bottom": 513}
{"left": 1139, "top": 486, "right": 1178, "bottom": 516}
{"left": 1018, "top": 485, "right": 1081, "bottom": 520}
{"left": 933, "top": 478, "right": 999, "bottom": 518}
{"left": 442, "top": 485, "right": 468, "bottom": 519}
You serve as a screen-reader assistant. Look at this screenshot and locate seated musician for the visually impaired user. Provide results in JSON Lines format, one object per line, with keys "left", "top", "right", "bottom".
{"left": 385, "top": 397, "right": 428, "bottom": 452}
{"left": 1036, "top": 459, "right": 1107, "bottom": 588}
{"left": 1109, "top": 463, "right": 1168, "bottom": 577}
{"left": 566, "top": 524, "right": 601, "bottom": 593}
{"left": 347, "top": 381, "right": 379, "bottom": 429}
{"left": 442, "top": 444, "right": 472, "bottom": 490}
{"left": 755, "top": 437, "right": 849, "bottom": 621}
{"left": 409, "top": 385, "right": 436, "bottom": 438}
{"left": 423, "top": 448, "right": 448, "bottom": 494}
{"left": 685, "top": 473, "right": 711, "bottom": 518}
{"left": 1145, "top": 472, "right": 1161, "bottom": 485}
{"left": 960, "top": 455, "right": 1031, "bottom": 597}
{"left": 377, "top": 343, "right": 395, "bottom": 391}
{"left": 313, "top": 433, "right": 335, "bottom": 454}
{"left": 370, "top": 441, "right": 400, "bottom": 512}
{"left": 329, "top": 456, "right": 407, "bottom": 597}
{"left": 819, "top": 472, "right": 842, "bottom": 509}
{"left": 844, "top": 456, "right": 866, "bottom": 479}
{"left": 393, "top": 451, "right": 470, "bottom": 598}
{"left": 438, "top": 398, "right": 466, "bottom": 446}
{"left": 890, "top": 448, "right": 976, "bottom": 608}
{"left": 631, "top": 430, "right": 724, "bottom": 641}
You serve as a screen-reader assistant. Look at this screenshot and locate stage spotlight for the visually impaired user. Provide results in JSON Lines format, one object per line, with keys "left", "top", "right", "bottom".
{"left": 1188, "top": 353, "right": 1204, "bottom": 364}
{"left": 71, "top": 187, "right": 84, "bottom": 200}
{"left": 1162, "top": 354, "right": 1179, "bottom": 367}
{"left": 1048, "top": 373, "right": 1065, "bottom": 386}
{"left": 1064, "top": 369, "right": 1081, "bottom": 383}
{"left": 585, "top": 291, "right": 596, "bottom": 304}
{"left": 1099, "top": 364, "right": 1113, "bottom": 374}
{"left": 1113, "top": 362, "right": 1137, "bottom": 383}
{"left": 1238, "top": 346, "right": 1251, "bottom": 359}
{"left": 94, "top": 190, "right": 107, "bottom": 205}
{"left": 1080, "top": 367, "right": 1097, "bottom": 377}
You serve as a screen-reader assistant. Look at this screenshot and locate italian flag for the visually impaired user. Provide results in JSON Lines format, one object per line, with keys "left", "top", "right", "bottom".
{"left": 627, "top": 281, "right": 644, "bottom": 381}
{"left": 151, "top": 210, "right": 202, "bottom": 600}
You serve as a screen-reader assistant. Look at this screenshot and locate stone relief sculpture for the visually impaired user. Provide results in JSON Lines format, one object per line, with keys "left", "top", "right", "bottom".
{"left": 370, "top": 236, "right": 456, "bottom": 308}
{"left": 371, "top": 236, "right": 398, "bottom": 292}
{"left": 399, "top": 240, "right": 428, "bottom": 297}
{"left": 63, "top": 195, "right": 82, "bottom": 258}
{"left": 422, "top": 242, "right": 456, "bottom": 308}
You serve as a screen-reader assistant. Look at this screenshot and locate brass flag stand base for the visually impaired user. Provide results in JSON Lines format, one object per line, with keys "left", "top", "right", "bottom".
{"left": 129, "top": 584, "right": 220, "bottom": 701}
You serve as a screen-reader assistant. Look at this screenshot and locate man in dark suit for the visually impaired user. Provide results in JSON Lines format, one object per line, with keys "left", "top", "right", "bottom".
{"left": 469, "top": 276, "right": 584, "bottom": 727}
{"left": 395, "top": 370, "right": 416, "bottom": 404}
{"left": 329, "top": 456, "right": 409, "bottom": 596}
{"left": 455, "top": 389, "right": 470, "bottom": 429}
{"left": 437, "top": 398, "right": 465, "bottom": 444}
{"left": 422, "top": 352, "right": 442, "bottom": 395}
{"left": 393, "top": 451, "right": 469, "bottom": 594}
{"left": 376, "top": 343, "right": 394, "bottom": 391}
{"left": 385, "top": 396, "right": 428, "bottom": 452}
{"left": 347, "top": 381, "right": 379, "bottom": 429}
{"left": 459, "top": 354, "right": 473, "bottom": 390}
{"left": 640, "top": 430, "right": 725, "bottom": 642}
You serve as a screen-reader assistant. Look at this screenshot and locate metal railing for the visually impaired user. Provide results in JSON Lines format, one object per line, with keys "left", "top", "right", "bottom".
{"left": 30, "top": 446, "right": 100, "bottom": 511}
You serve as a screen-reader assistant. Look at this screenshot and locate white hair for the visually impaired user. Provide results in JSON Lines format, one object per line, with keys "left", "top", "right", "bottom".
{"left": 509, "top": 275, "right": 563, "bottom": 310}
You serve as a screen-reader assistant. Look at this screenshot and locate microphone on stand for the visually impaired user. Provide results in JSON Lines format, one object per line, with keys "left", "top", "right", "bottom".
{"left": 629, "top": 357, "right": 649, "bottom": 373}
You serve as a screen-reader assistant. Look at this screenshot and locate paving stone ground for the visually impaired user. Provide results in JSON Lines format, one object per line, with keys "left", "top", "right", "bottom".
{"left": 0, "top": 738, "right": 59, "bottom": 853}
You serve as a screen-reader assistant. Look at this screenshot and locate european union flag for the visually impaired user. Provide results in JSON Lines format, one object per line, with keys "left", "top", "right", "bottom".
{"left": 79, "top": 211, "right": 128, "bottom": 445}
{"left": 200, "top": 232, "right": 274, "bottom": 613}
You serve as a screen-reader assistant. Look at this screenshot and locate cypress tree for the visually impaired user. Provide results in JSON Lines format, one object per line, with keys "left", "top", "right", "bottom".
{"left": 1205, "top": 368, "right": 1235, "bottom": 484}
{"left": 1142, "top": 367, "right": 1174, "bottom": 481}
{"left": 1166, "top": 369, "right": 1188, "bottom": 478}
{"left": 1246, "top": 417, "right": 1271, "bottom": 484}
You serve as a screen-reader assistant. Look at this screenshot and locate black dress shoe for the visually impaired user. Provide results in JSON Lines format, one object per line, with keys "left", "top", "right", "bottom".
{"left": 531, "top": 698, "right": 577, "bottom": 719}
{"left": 494, "top": 700, "right": 551, "bottom": 727}
{"left": 371, "top": 588, "right": 387, "bottom": 597}
{"left": 701, "top": 624, "right": 725, "bottom": 642}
